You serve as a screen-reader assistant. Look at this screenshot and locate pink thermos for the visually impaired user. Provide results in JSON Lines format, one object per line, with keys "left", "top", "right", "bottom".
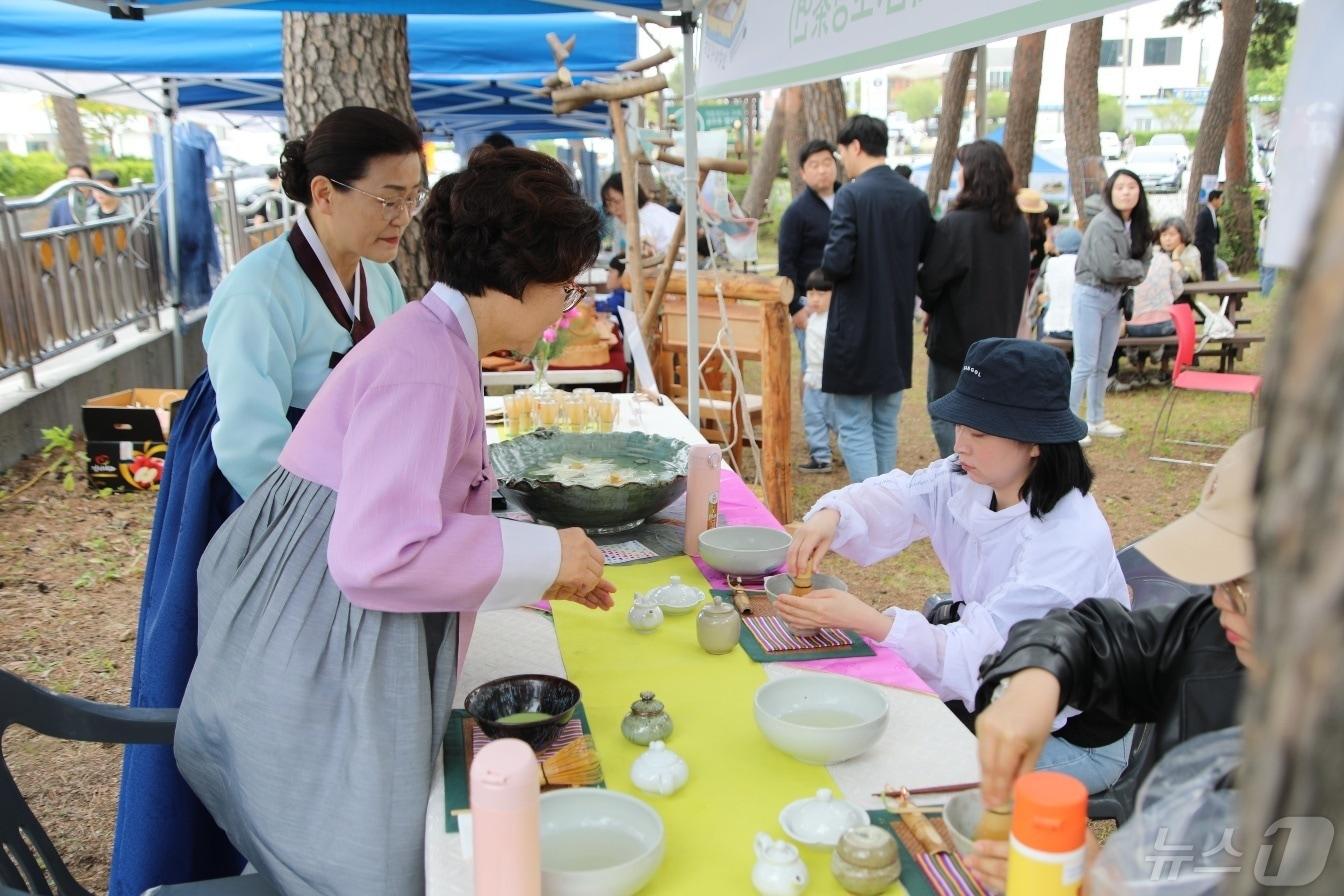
{"left": 470, "top": 738, "right": 541, "bottom": 896}
{"left": 683, "top": 444, "right": 722, "bottom": 556}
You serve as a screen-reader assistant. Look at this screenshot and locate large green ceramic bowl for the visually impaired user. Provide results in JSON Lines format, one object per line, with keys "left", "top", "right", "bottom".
{"left": 490, "top": 430, "right": 690, "bottom": 534}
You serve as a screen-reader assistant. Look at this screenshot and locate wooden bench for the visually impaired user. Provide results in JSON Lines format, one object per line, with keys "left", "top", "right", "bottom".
{"left": 1043, "top": 333, "right": 1266, "bottom": 373}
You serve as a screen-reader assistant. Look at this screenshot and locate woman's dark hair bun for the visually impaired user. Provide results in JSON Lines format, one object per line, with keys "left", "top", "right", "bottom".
{"left": 275, "top": 107, "right": 423, "bottom": 207}
{"left": 279, "top": 137, "right": 310, "bottom": 203}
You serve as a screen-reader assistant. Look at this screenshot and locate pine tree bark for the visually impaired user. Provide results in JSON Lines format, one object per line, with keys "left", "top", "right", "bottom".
{"left": 1230, "top": 136, "right": 1344, "bottom": 896}
{"left": 784, "top": 79, "right": 848, "bottom": 197}
{"left": 1184, "top": 0, "right": 1255, "bottom": 224}
{"left": 1064, "top": 19, "right": 1104, "bottom": 224}
{"left": 927, "top": 48, "right": 976, "bottom": 211}
{"left": 50, "top": 96, "right": 90, "bottom": 169}
{"left": 1003, "top": 32, "right": 1046, "bottom": 191}
{"left": 281, "top": 12, "right": 428, "bottom": 298}
{"left": 1223, "top": 76, "right": 1256, "bottom": 271}
{"left": 741, "top": 91, "right": 789, "bottom": 219}
{"left": 783, "top": 86, "right": 807, "bottom": 197}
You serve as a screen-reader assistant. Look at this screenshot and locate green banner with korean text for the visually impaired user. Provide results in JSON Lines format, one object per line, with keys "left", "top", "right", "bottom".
{"left": 699, "top": 0, "right": 1147, "bottom": 99}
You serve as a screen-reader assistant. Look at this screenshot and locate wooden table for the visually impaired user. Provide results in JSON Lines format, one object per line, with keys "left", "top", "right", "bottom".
{"left": 1180, "top": 279, "right": 1260, "bottom": 371}
{"left": 424, "top": 395, "right": 980, "bottom": 894}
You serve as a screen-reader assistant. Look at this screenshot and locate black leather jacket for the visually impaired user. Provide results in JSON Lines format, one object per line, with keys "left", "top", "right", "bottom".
{"left": 975, "top": 596, "right": 1245, "bottom": 764}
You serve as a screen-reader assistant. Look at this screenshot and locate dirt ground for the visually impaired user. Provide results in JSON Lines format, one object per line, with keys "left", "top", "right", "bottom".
{"left": 0, "top": 291, "right": 1274, "bottom": 892}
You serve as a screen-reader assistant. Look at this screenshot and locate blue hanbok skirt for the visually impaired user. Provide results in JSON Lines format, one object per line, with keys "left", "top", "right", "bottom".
{"left": 109, "top": 369, "right": 302, "bottom": 895}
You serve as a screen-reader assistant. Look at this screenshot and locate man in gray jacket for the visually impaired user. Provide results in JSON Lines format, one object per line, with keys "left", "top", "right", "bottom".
{"left": 820, "top": 114, "right": 933, "bottom": 482}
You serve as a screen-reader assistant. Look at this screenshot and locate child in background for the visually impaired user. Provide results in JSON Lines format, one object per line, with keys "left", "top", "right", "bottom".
{"left": 596, "top": 255, "right": 627, "bottom": 314}
{"left": 799, "top": 269, "right": 840, "bottom": 474}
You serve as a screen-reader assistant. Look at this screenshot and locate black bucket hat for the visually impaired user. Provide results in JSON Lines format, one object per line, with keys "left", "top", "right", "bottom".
{"left": 928, "top": 338, "right": 1088, "bottom": 444}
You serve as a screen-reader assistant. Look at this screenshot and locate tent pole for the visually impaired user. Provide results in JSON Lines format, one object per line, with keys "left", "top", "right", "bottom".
{"left": 161, "top": 78, "right": 184, "bottom": 388}
{"left": 680, "top": 0, "right": 699, "bottom": 429}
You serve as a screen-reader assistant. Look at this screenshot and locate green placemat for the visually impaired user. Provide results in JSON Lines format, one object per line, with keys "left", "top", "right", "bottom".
{"left": 712, "top": 589, "right": 875, "bottom": 662}
{"left": 442, "top": 701, "right": 599, "bottom": 833}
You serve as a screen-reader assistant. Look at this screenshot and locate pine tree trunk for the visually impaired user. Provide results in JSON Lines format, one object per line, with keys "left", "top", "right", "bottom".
{"left": 1064, "top": 19, "right": 1104, "bottom": 224}
{"left": 1230, "top": 138, "right": 1344, "bottom": 896}
{"left": 927, "top": 49, "right": 976, "bottom": 211}
{"left": 50, "top": 96, "right": 90, "bottom": 168}
{"left": 785, "top": 79, "right": 849, "bottom": 195}
{"left": 281, "top": 12, "right": 428, "bottom": 298}
{"left": 1224, "top": 77, "right": 1256, "bottom": 272}
{"left": 1184, "top": 0, "right": 1255, "bottom": 224}
{"left": 1003, "top": 32, "right": 1046, "bottom": 191}
{"left": 741, "top": 91, "right": 789, "bottom": 219}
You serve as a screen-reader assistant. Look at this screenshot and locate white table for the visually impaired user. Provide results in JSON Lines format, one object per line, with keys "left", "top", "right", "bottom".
{"left": 482, "top": 367, "right": 624, "bottom": 388}
{"left": 427, "top": 395, "right": 980, "bottom": 893}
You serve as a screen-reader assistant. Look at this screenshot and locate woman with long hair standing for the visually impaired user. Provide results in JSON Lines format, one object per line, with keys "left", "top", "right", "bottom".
{"left": 919, "top": 140, "right": 1030, "bottom": 458}
{"left": 1070, "top": 169, "right": 1153, "bottom": 443}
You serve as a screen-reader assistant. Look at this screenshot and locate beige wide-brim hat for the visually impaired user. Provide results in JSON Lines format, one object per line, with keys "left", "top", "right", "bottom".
{"left": 1016, "top": 187, "right": 1048, "bottom": 214}
{"left": 1134, "top": 429, "right": 1262, "bottom": 585}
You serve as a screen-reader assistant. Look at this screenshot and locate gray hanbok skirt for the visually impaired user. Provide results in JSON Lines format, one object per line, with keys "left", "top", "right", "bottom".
{"left": 175, "top": 467, "right": 457, "bottom": 895}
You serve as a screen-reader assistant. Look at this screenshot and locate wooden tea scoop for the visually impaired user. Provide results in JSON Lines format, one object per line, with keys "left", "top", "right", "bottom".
{"left": 886, "top": 787, "right": 950, "bottom": 855}
{"left": 728, "top": 576, "right": 753, "bottom": 614}
{"left": 975, "top": 804, "right": 1013, "bottom": 842}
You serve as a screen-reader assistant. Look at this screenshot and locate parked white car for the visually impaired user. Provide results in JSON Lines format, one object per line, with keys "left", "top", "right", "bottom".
{"left": 1127, "top": 146, "right": 1185, "bottom": 193}
{"left": 1148, "top": 133, "right": 1191, "bottom": 169}
{"left": 1100, "top": 131, "right": 1122, "bottom": 160}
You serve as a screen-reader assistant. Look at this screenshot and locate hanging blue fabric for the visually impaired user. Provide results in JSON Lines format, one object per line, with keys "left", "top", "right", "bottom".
{"left": 152, "top": 122, "right": 223, "bottom": 310}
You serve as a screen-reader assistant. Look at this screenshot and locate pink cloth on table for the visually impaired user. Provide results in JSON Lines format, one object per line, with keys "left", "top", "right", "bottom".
{"left": 691, "top": 468, "right": 787, "bottom": 589}
{"left": 785, "top": 637, "right": 936, "bottom": 696}
{"left": 694, "top": 470, "right": 936, "bottom": 696}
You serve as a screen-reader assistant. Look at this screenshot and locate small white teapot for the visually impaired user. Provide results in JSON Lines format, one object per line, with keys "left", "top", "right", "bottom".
{"left": 627, "top": 592, "right": 664, "bottom": 634}
{"left": 752, "top": 832, "right": 809, "bottom": 896}
{"left": 630, "top": 740, "right": 689, "bottom": 796}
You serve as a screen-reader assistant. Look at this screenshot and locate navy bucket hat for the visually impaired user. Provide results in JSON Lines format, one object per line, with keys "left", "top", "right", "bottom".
{"left": 928, "top": 338, "right": 1088, "bottom": 444}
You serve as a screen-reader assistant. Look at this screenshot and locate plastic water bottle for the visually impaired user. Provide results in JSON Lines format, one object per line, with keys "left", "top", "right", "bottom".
{"left": 1005, "top": 771, "right": 1088, "bottom": 896}
{"left": 683, "top": 443, "right": 722, "bottom": 556}
{"left": 470, "top": 738, "right": 541, "bottom": 896}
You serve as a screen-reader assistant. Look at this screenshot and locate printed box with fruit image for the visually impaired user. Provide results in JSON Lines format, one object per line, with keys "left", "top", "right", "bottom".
{"left": 82, "top": 387, "right": 187, "bottom": 492}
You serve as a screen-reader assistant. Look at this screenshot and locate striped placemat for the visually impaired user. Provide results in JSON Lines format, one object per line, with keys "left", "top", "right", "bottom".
{"left": 742, "top": 614, "right": 851, "bottom": 651}
{"left": 468, "top": 717, "right": 584, "bottom": 759}
{"left": 885, "top": 813, "right": 991, "bottom": 896}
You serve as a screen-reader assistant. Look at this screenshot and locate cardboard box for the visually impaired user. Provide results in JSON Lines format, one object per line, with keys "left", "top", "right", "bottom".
{"left": 82, "top": 387, "right": 187, "bottom": 492}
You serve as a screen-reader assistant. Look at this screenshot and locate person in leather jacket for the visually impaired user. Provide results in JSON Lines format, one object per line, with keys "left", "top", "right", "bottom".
{"left": 964, "top": 427, "right": 1262, "bottom": 891}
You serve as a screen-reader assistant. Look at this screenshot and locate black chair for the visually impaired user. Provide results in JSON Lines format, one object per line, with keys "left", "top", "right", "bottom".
{"left": 1086, "top": 542, "right": 1213, "bottom": 824}
{"left": 0, "top": 669, "right": 276, "bottom": 896}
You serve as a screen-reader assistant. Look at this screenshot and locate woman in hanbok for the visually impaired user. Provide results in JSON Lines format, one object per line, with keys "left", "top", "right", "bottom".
{"left": 112, "top": 106, "right": 424, "bottom": 896}
{"left": 174, "top": 147, "right": 615, "bottom": 894}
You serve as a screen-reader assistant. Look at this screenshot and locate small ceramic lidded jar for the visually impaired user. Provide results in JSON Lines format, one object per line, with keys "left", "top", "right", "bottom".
{"left": 627, "top": 592, "right": 664, "bottom": 634}
{"left": 696, "top": 596, "right": 741, "bottom": 655}
{"left": 620, "top": 691, "right": 673, "bottom": 745}
{"left": 830, "top": 824, "right": 901, "bottom": 896}
{"left": 629, "top": 740, "right": 689, "bottom": 796}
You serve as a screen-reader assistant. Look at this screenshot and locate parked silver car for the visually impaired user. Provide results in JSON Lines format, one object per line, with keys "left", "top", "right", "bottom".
{"left": 1126, "top": 146, "right": 1184, "bottom": 193}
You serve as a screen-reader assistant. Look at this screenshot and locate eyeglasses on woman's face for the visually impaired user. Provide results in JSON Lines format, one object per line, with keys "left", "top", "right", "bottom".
{"left": 562, "top": 283, "right": 587, "bottom": 312}
{"left": 329, "top": 178, "right": 429, "bottom": 221}
{"left": 1219, "top": 577, "right": 1252, "bottom": 616}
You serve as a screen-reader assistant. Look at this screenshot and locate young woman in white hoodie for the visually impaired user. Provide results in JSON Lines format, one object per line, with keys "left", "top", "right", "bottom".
{"left": 778, "top": 337, "right": 1133, "bottom": 794}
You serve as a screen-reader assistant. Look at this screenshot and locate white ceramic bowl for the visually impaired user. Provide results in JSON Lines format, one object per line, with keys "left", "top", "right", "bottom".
{"left": 763, "top": 572, "right": 848, "bottom": 638}
{"left": 539, "top": 788, "right": 665, "bottom": 896}
{"left": 942, "top": 789, "right": 984, "bottom": 857}
{"left": 753, "top": 674, "right": 889, "bottom": 765}
{"left": 697, "top": 526, "right": 791, "bottom": 577}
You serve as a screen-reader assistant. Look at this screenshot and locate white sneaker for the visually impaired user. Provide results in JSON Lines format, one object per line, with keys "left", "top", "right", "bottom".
{"left": 1089, "top": 420, "right": 1126, "bottom": 438}
{"left": 1079, "top": 435, "right": 1093, "bottom": 447}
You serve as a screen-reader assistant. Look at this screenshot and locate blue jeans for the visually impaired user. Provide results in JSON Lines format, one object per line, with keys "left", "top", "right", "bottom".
{"left": 1069, "top": 282, "right": 1124, "bottom": 425}
{"left": 1258, "top": 249, "right": 1277, "bottom": 297}
{"left": 828, "top": 391, "right": 904, "bottom": 482}
{"left": 803, "top": 386, "right": 835, "bottom": 464}
{"left": 926, "top": 359, "right": 961, "bottom": 459}
{"left": 1037, "top": 726, "right": 1134, "bottom": 795}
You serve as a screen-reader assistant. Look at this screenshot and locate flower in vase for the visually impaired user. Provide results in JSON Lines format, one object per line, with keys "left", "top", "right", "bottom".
{"left": 542, "top": 327, "right": 558, "bottom": 343}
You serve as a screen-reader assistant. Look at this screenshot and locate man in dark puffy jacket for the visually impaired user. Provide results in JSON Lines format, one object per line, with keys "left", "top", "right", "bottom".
{"left": 964, "top": 428, "right": 1261, "bottom": 890}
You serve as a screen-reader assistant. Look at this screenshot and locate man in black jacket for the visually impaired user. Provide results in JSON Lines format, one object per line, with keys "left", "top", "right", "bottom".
{"left": 965, "top": 429, "right": 1261, "bottom": 891}
{"left": 1194, "top": 187, "right": 1223, "bottom": 281}
{"left": 779, "top": 139, "right": 840, "bottom": 472}
{"left": 820, "top": 114, "right": 933, "bottom": 482}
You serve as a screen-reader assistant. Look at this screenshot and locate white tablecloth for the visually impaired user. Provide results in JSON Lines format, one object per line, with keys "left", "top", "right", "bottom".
{"left": 426, "top": 395, "right": 980, "bottom": 893}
